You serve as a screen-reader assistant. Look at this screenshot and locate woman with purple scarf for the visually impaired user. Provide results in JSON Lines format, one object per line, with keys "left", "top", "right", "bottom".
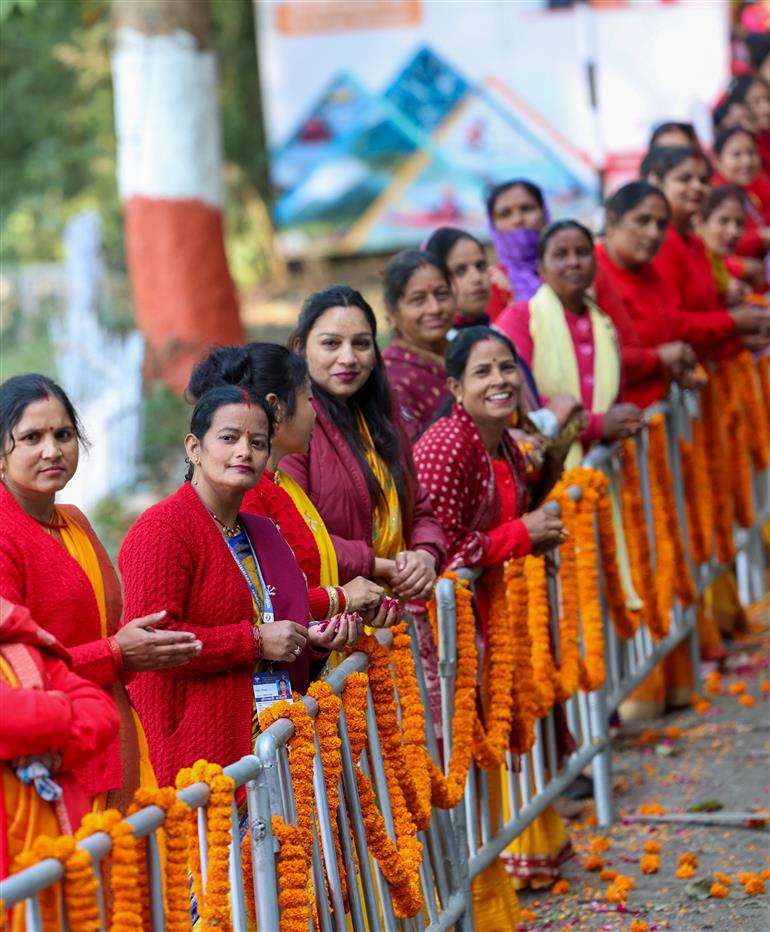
{"left": 486, "top": 179, "right": 550, "bottom": 320}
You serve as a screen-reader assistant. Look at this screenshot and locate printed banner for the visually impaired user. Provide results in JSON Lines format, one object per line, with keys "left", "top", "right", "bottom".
{"left": 257, "top": 0, "right": 729, "bottom": 257}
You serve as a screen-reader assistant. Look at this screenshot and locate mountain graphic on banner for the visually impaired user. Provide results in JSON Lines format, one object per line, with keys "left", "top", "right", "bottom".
{"left": 272, "top": 45, "right": 597, "bottom": 252}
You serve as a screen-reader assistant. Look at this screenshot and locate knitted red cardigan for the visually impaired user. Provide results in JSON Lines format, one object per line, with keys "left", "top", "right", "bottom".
{"left": 119, "top": 482, "right": 312, "bottom": 786}
{"left": 0, "top": 484, "right": 138, "bottom": 801}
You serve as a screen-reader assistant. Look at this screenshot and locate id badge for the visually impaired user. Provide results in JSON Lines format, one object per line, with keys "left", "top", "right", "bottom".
{"left": 262, "top": 612, "right": 275, "bottom": 624}
{"left": 252, "top": 671, "right": 293, "bottom": 715}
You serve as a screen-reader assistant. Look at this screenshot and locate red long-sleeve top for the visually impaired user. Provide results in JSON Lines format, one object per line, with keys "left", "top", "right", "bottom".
{"left": 651, "top": 224, "right": 742, "bottom": 361}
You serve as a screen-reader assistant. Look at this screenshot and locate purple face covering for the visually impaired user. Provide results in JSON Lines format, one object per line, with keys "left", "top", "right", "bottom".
{"left": 488, "top": 196, "right": 551, "bottom": 303}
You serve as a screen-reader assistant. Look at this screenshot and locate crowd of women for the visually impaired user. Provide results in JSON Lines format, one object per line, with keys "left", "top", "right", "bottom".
{"left": 2, "top": 33, "right": 769, "bottom": 929}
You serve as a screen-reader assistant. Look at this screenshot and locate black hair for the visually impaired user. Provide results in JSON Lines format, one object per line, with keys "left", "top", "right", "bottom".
{"left": 290, "top": 285, "right": 409, "bottom": 514}
{"left": 747, "top": 33, "right": 770, "bottom": 73}
{"left": 188, "top": 343, "right": 309, "bottom": 418}
{"left": 699, "top": 184, "right": 745, "bottom": 222}
{"left": 0, "top": 374, "right": 88, "bottom": 456}
{"left": 423, "top": 227, "right": 484, "bottom": 269}
{"left": 605, "top": 181, "right": 669, "bottom": 223}
{"left": 382, "top": 249, "right": 449, "bottom": 310}
{"left": 727, "top": 74, "right": 755, "bottom": 106}
{"left": 485, "top": 179, "right": 544, "bottom": 222}
{"left": 648, "top": 121, "right": 699, "bottom": 149}
{"left": 536, "top": 219, "right": 594, "bottom": 261}
{"left": 640, "top": 145, "right": 708, "bottom": 183}
{"left": 445, "top": 325, "right": 518, "bottom": 381}
{"left": 714, "top": 124, "right": 756, "bottom": 157}
{"left": 712, "top": 100, "right": 735, "bottom": 134}
{"left": 185, "top": 384, "right": 274, "bottom": 481}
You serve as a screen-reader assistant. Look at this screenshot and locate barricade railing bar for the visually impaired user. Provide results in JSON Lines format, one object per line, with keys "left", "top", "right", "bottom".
{"left": 2, "top": 384, "right": 767, "bottom": 930}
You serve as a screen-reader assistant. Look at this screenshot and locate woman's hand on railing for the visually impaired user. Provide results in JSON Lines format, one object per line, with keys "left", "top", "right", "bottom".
{"left": 390, "top": 549, "right": 437, "bottom": 602}
{"left": 521, "top": 508, "right": 565, "bottom": 556}
{"left": 364, "top": 599, "right": 402, "bottom": 628}
{"left": 730, "top": 304, "right": 769, "bottom": 337}
{"left": 657, "top": 341, "right": 697, "bottom": 384}
{"left": 260, "top": 620, "right": 309, "bottom": 663}
{"left": 115, "top": 612, "right": 203, "bottom": 672}
{"left": 307, "top": 614, "right": 363, "bottom": 651}
{"left": 342, "top": 576, "right": 384, "bottom": 616}
{"left": 602, "top": 403, "right": 644, "bottom": 442}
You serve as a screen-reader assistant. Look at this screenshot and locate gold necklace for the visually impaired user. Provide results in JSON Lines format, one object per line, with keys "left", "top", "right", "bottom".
{"left": 212, "top": 514, "right": 241, "bottom": 538}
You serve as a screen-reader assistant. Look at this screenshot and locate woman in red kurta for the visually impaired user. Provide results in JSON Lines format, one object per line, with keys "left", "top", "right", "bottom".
{"left": 1, "top": 597, "right": 119, "bottom": 880}
{"left": 642, "top": 145, "right": 767, "bottom": 359}
{"left": 0, "top": 375, "right": 199, "bottom": 808}
{"left": 594, "top": 182, "right": 703, "bottom": 409}
{"left": 414, "top": 327, "right": 569, "bottom": 910}
{"left": 712, "top": 126, "right": 770, "bottom": 259}
{"left": 495, "top": 220, "right": 642, "bottom": 463}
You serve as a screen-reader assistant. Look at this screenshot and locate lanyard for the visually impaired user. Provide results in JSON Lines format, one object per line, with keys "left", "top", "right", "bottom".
{"left": 226, "top": 532, "right": 275, "bottom": 624}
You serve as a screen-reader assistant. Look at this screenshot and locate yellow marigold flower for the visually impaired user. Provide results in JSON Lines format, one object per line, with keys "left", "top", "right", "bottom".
{"left": 675, "top": 864, "right": 696, "bottom": 879}
{"left": 630, "top": 921, "right": 649, "bottom": 932}
{"left": 713, "top": 871, "right": 732, "bottom": 886}
{"left": 639, "top": 803, "right": 665, "bottom": 815}
{"left": 743, "top": 877, "right": 765, "bottom": 896}
{"left": 615, "top": 873, "right": 635, "bottom": 892}
{"left": 759, "top": 680, "right": 770, "bottom": 694}
{"left": 640, "top": 854, "right": 660, "bottom": 874}
{"left": 664, "top": 726, "right": 682, "bottom": 740}
{"left": 728, "top": 680, "right": 747, "bottom": 695}
{"left": 583, "top": 855, "right": 605, "bottom": 871}
{"left": 710, "top": 883, "right": 729, "bottom": 898}
{"left": 760, "top": 869, "right": 770, "bottom": 882}
{"left": 739, "top": 694, "right": 756, "bottom": 707}
{"left": 643, "top": 840, "right": 662, "bottom": 854}
{"left": 678, "top": 852, "right": 698, "bottom": 868}
{"left": 552, "top": 879, "right": 570, "bottom": 895}
{"left": 590, "top": 835, "right": 612, "bottom": 853}
{"left": 605, "top": 885, "right": 625, "bottom": 903}
{"left": 520, "top": 909, "right": 537, "bottom": 922}
{"left": 600, "top": 868, "right": 618, "bottom": 882}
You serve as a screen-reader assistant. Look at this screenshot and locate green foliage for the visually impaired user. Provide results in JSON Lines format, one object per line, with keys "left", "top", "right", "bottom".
{"left": 140, "top": 383, "right": 190, "bottom": 481}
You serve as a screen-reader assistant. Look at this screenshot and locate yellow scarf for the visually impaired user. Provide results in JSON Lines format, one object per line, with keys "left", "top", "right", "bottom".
{"left": 54, "top": 508, "right": 156, "bottom": 804}
{"left": 275, "top": 469, "right": 339, "bottom": 586}
{"left": 529, "top": 283, "right": 620, "bottom": 468}
{"left": 705, "top": 248, "right": 730, "bottom": 301}
{"left": 357, "top": 414, "right": 405, "bottom": 560}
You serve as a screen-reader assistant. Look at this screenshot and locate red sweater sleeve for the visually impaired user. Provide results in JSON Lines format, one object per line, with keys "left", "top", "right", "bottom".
{"left": 494, "top": 301, "right": 534, "bottom": 368}
{"left": 46, "top": 658, "right": 120, "bottom": 772}
{"left": 479, "top": 520, "right": 531, "bottom": 565}
{"left": 118, "top": 514, "right": 258, "bottom": 678}
{"left": 0, "top": 680, "right": 73, "bottom": 760}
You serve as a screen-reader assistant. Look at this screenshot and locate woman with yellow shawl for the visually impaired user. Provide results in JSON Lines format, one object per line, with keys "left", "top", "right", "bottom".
{"left": 0, "top": 374, "right": 202, "bottom": 817}
{"left": 279, "top": 287, "right": 446, "bottom": 617}
{"left": 186, "top": 343, "right": 386, "bottom": 638}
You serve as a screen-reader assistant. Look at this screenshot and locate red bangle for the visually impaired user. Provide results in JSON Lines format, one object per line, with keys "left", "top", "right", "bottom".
{"left": 107, "top": 636, "right": 124, "bottom": 673}
{"left": 253, "top": 624, "right": 263, "bottom": 659}
{"left": 335, "top": 586, "right": 348, "bottom": 612}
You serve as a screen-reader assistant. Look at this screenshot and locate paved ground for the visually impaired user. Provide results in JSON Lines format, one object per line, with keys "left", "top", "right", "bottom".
{"left": 517, "top": 601, "right": 770, "bottom": 932}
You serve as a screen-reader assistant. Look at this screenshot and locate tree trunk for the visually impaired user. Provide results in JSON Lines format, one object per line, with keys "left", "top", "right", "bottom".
{"left": 111, "top": 0, "right": 244, "bottom": 392}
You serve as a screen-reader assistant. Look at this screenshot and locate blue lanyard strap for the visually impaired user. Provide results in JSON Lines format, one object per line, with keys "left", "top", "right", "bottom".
{"left": 226, "top": 530, "right": 274, "bottom": 622}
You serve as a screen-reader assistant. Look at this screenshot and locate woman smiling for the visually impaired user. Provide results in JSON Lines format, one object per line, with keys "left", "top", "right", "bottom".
{"left": 282, "top": 285, "right": 445, "bottom": 607}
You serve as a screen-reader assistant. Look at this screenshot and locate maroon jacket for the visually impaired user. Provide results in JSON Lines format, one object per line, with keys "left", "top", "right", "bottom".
{"left": 281, "top": 402, "right": 446, "bottom": 582}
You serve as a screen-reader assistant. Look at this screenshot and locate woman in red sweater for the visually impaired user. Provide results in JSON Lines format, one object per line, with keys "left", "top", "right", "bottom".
{"left": 187, "top": 344, "right": 385, "bottom": 629}
{"left": 641, "top": 145, "right": 767, "bottom": 358}
{"left": 0, "top": 375, "right": 199, "bottom": 808}
{"left": 1, "top": 597, "right": 119, "bottom": 882}
{"left": 119, "top": 385, "right": 335, "bottom": 785}
{"left": 712, "top": 125, "right": 770, "bottom": 259}
{"left": 594, "top": 182, "right": 700, "bottom": 409}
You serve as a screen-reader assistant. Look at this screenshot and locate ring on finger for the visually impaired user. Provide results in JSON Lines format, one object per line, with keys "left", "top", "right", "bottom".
{"left": 292, "top": 645, "right": 302, "bottom": 656}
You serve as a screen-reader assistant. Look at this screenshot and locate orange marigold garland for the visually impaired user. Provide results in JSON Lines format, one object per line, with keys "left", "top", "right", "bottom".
{"left": 425, "top": 573, "right": 479, "bottom": 807}
{"left": 473, "top": 563, "right": 518, "bottom": 765}
{"left": 572, "top": 481, "right": 606, "bottom": 692}
{"left": 552, "top": 490, "right": 581, "bottom": 700}
{"left": 12, "top": 837, "right": 62, "bottom": 931}
{"left": 341, "top": 661, "right": 422, "bottom": 918}
{"left": 506, "top": 557, "right": 539, "bottom": 756}
{"left": 678, "top": 435, "right": 710, "bottom": 565}
{"left": 735, "top": 352, "right": 770, "bottom": 473}
{"left": 648, "top": 415, "right": 696, "bottom": 607}
{"left": 130, "top": 786, "right": 191, "bottom": 931}
{"left": 700, "top": 376, "right": 736, "bottom": 563}
{"left": 306, "top": 679, "right": 348, "bottom": 913}
{"left": 258, "top": 702, "right": 316, "bottom": 932}
{"left": 76, "top": 809, "right": 142, "bottom": 931}
{"left": 524, "top": 553, "right": 557, "bottom": 717}
{"left": 175, "top": 760, "right": 236, "bottom": 931}
{"left": 620, "top": 440, "right": 669, "bottom": 639}
{"left": 715, "top": 364, "right": 754, "bottom": 529}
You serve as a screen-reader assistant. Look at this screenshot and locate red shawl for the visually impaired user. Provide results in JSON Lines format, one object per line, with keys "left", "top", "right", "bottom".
{"left": 413, "top": 403, "right": 531, "bottom": 570}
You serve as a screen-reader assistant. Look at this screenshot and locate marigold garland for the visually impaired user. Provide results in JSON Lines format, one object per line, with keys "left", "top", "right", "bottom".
{"left": 340, "top": 661, "right": 423, "bottom": 918}
{"left": 505, "top": 557, "right": 539, "bottom": 756}
{"left": 715, "top": 364, "right": 754, "bottom": 529}
{"left": 524, "top": 553, "right": 557, "bottom": 717}
{"left": 678, "top": 435, "right": 710, "bottom": 565}
{"left": 130, "top": 786, "right": 191, "bottom": 931}
{"left": 175, "top": 760, "right": 236, "bottom": 931}
{"left": 76, "top": 809, "right": 142, "bottom": 931}
{"left": 306, "top": 679, "right": 348, "bottom": 913}
{"left": 735, "top": 352, "right": 769, "bottom": 473}
{"left": 648, "top": 415, "right": 696, "bottom": 607}
{"left": 620, "top": 440, "right": 669, "bottom": 639}
{"left": 700, "top": 377, "right": 736, "bottom": 563}
{"left": 551, "top": 489, "right": 581, "bottom": 700}
{"left": 258, "top": 702, "right": 316, "bottom": 932}
{"left": 472, "top": 563, "right": 518, "bottom": 766}
{"left": 12, "top": 836, "right": 62, "bottom": 931}
{"left": 571, "top": 479, "right": 606, "bottom": 692}
{"left": 425, "top": 572, "right": 479, "bottom": 807}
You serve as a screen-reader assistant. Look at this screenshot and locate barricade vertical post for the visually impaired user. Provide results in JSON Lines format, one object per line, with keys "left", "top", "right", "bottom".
{"left": 228, "top": 800, "right": 248, "bottom": 932}
{"left": 311, "top": 730, "right": 347, "bottom": 924}
{"left": 251, "top": 741, "right": 282, "bottom": 932}
{"left": 147, "top": 830, "right": 166, "bottom": 931}
{"left": 591, "top": 510, "right": 613, "bottom": 826}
